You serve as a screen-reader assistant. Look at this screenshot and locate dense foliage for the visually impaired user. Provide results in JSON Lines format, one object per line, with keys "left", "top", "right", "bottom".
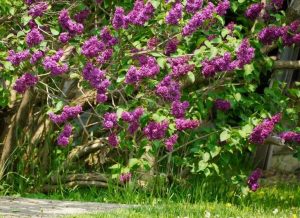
{"left": 0, "top": 0, "right": 300, "bottom": 195}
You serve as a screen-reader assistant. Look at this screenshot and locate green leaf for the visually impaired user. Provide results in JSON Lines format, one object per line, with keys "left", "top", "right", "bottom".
{"left": 128, "top": 158, "right": 140, "bottom": 168}
{"left": 203, "top": 152, "right": 210, "bottom": 162}
{"left": 187, "top": 72, "right": 195, "bottom": 83}
{"left": 157, "top": 57, "right": 166, "bottom": 69}
{"left": 198, "top": 160, "right": 208, "bottom": 171}
{"left": 234, "top": 93, "right": 242, "bottom": 102}
{"left": 220, "top": 131, "right": 230, "bottom": 142}
{"left": 50, "top": 28, "right": 60, "bottom": 36}
{"left": 210, "top": 146, "right": 221, "bottom": 158}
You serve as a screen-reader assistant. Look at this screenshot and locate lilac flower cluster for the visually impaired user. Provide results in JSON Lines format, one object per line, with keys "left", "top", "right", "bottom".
{"left": 175, "top": 118, "right": 200, "bottom": 131}
{"left": 143, "top": 120, "right": 169, "bottom": 140}
{"left": 271, "top": 0, "right": 284, "bottom": 10}
{"left": 214, "top": 99, "right": 231, "bottom": 111}
{"left": 103, "top": 113, "right": 118, "bottom": 129}
{"left": 7, "top": 50, "right": 30, "bottom": 66}
{"left": 249, "top": 113, "right": 282, "bottom": 144}
{"left": 236, "top": 39, "right": 255, "bottom": 68}
{"left": 30, "top": 50, "right": 44, "bottom": 64}
{"left": 171, "top": 101, "right": 189, "bottom": 118}
{"left": 247, "top": 169, "right": 262, "bottom": 192}
{"left": 166, "top": 1, "right": 183, "bottom": 25}
{"left": 165, "top": 38, "right": 180, "bottom": 56}
{"left": 28, "top": 19, "right": 38, "bottom": 29}
{"left": 279, "top": 131, "right": 300, "bottom": 143}
{"left": 226, "top": 22, "right": 235, "bottom": 34}
{"left": 57, "top": 123, "right": 72, "bottom": 146}
{"left": 186, "top": 0, "right": 203, "bottom": 14}
{"left": 259, "top": 22, "right": 300, "bottom": 46}
{"left": 168, "top": 56, "right": 195, "bottom": 78}
{"left": 13, "top": 73, "right": 38, "bottom": 93}
{"left": 119, "top": 172, "right": 132, "bottom": 184}
{"left": 108, "top": 133, "right": 119, "bottom": 147}
{"left": 43, "top": 50, "right": 69, "bottom": 76}
{"left": 82, "top": 62, "right": 110, "bottom": 103}
{"left": 125, "top": 56, "right": 160, "bottom": 84}
{"left": 25, "top": 0, "right": 41, "bottom": 5}
{"left": 165, "top": 134, "right": 178, "bottom": 152}
{"left": 49, "top": 105, "right": 83, "bottom": 124}
{"left": 26, "top": 28, "right": 44, "bottom": 47}
{"left": 121, "top": 108, "right": 144, "bottom": 134}
{"left": 74, "top": 9, "right": 90, "bottom": 23}
{"left": 112, "top": 0, "right": 155, "bottom": 29}
{"left": 97, "top": 49, "right": 113, "bottom": 64}
{"left": 28, "top": 2, "right": 48, "bottom": 18}
{"left": 81, "top": 36, "right": 105, "bottom": 58}
{"left": 59, "top": 32, "right": 71, "bottom": 44}
{"left": 100, "top": 27, "right": 118, "bottom": 47}
{"left": 156, "top": 75, "right": 181, "bottom": 102}
{"left": 215, "top": 0, "right": 230, "bottom": 16}
{"left": 245, "top": 3, "right": 264, "bottom": 21}
{"left": 147, "top": 37, "right": 159, "bottom": 50}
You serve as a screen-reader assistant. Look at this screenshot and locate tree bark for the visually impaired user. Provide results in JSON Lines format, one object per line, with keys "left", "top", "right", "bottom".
{"left": 273, "top": 60, "right": 300, "bottom": 70}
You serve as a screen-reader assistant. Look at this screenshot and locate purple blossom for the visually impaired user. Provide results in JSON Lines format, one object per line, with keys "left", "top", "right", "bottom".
{"left": 100, "top": 27, "right": 118, "bottom": 47}
{"left": 7, "top": 50, "right": 30, "bottom": 66}
{"left": 112, "top": 7, "right": 127, "bottom": 30}
{"left": 245, "top": 3, "right": 264, "bottom": 21}
{"left": 26, "top": 28, "right": 44, "bottom": 47}
{"left": 166, "top": 1, "right": 183, "bottom": 25}
{"left": 103, "top": 113, "right": 118, "bottom": 129}
{"left": 125, "top": 66, "right": 139, "bottom": 84}
{"left": 249, "top": 113, "right": 282, "bottom": 144}
{"left": 165, "top": 38, "right": 179, "bottom": 56}
{"left": 247, "top": 169, "right": 262, "bottom": 192}
{"left": 97, "top": 49, "right": 113, "bottom": 64}
{"left": 121, "top": 108, "right": 144, "bottom": 134}
{"left": 186, "top": 0, "right": 203, "bottom": 14}
{"left": 147, "top": 37, "right": 159, "bottom": 50}
{"left": 43, "top": 50, "right": 69, "bottom": 76}
{"left": 165, "top": 134, "right": 178, "bottom": 152}
{"left": 74, "top": 9, "right": 90, "bottom": 23}
{"left": 214, "top": 99, "right": 231, "bottom": 111}
{"left": 127, "top": 1, "right": 155, "bottom": 26}
{"left": 226, "top": 21, "right": 235, "bottom": 34}
{"left": 175, "top": 118, "right": 200, "bottom": 131}
{"left": 59, "top": 32, "right": 71, "bottom": 43}
{"left": 28, "top": 19, "right": 38, "bottom": 29}
{"left": 57, "top": 123, "right": 72, "bottom": 147}
{"left": 28, "top": 2, "right": 48, "bottom": 18}
{"left": 13, "top": 73, "right": 38, "bottom": 93}
{"left": 258, "top": 26, "right": 284, "bottom": 45}
{"left": 182, "top": 2, "right": 215, "bottom": 36}
{"left": 279, "top": 131, "right": 300, "bottom": 143}
{"left": 215, "top": 0, "right": 230, "bottom": 16}
{"left": 119, "top": 172, "right": 132, "bottom": 184}
{"left": 30, "top": 50, "right": 44, "bottom": 64}
{"left": 49, "top": 105, "right": 82, "bottom": 124}
{"left": 143, "top": 120, "right": 169, "bottom": 140}
{"left": 81, "top": 36, "right": 105, "bottom": 58}
{"left": 156, "top": 75, "right": 181, "bottom": 102}
{"left": 168, "top": 56, "right": 195, "bottom": 78}
{"left": 271, "top": 0, "right": 284, "bottom": 9}
{"left": 171, "top": 101, "right": 189, "bottom": 118}
{"left": 207, "top": 34, "right": 217, "bottom": 41}
{"left": 236, "top": 39, "right": 255, "bottom": 68}
{"left": 59, "top": 9, "right": 84, "bottom": 35}
{"left": 108, "top": 133, "right": 119, "bottom": 147}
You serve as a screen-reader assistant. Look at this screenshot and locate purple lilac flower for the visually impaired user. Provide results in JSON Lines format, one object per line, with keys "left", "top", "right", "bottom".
{"left": 166, "top": 1, "right": 183, "bottom": 25}
{"left": 28, "top": 19, "right": 38, "bottom": 29}
{"left": 182, "top": 2, "right": 215, "bottom": 36}
{"left": 247, "top": 169, "right": 262, "bottom": 192}
{"left": 97, "top": 49, "right": 113, "bottom": 64}
{"left": 30, "top": 50, "right": 44, "bottom": 64}
{"left": 236, "top": 39, "right": 255, "bottom": 68}
{"left": 147, "top": 37, "right": 159, "bottom": 50}
{"left": 43, "top": 50, "right": 69, "bottom": 76}
{"left": 100, "top": 27, "right": 118, "bottom": 47}
{"left": 112, "top": 7, "right": 127, "bottom": 30}
{"left": 281, "top": 21, "right": 300, "bottom": 46}
{"left": 59, "top": 32, "right": 71, "bottom": 43}
{"left": 279, "top": 131, "right": 300, "bottom": 143}
{"left": 258, "top": 26, "right": 284, "bottom": 45}
{"left": 186, "top": 0, "right": 203, "bottom": 14}
{"left": 59, "top": 9, "right": 84, "bottom": 35}
{"left": 171, "top": 101, "right": 189, "bottom": 118}
{"left": 165, "top": 38, "right": 179, "bottom": 56}
{"left": 26, "top": 28, "right": 44, "bottom": 47}
{"left": 271, "top": 0, "right": 284, "bottom": 9}
{"left": 103, "top": 113, "right": 118, "bottom": 129}
{"left": 127, "top": 1, "right": 155, "bottom": 26}
{"left": 201, "top": 52, "right": 234, "bottom": 78}
{"left": 249, "top": 113, "right": 282, "bottom": 144}
{"left": 81, "top": 36, "right": 105, "bottom": 58}
{"left": 13, "top": 73, "right": 38, "bottom": 93}
{"left": 165, "top": 134, "right": 178, "bottom": 152}
{"left": 125, "top": 66, "right": 139, "bottom": 84}
{"left": 156, "top": 75, "right": 181, "bottom": 102}
{"left": 28, "top": 2, "right": 48, "bottom": 18}
{"left": 24, "top": 0, "right": 41, "bottom": 5}
{"left": 49, "top": 105, "right": 83, "bottom": 124}
{"left": 175, "top": 118, "right": 200, "bottom": 131}
{"left": 121, "top": 108, "right": 144, "bottom": 134}
{"left": 120, "top": 172, "right": 131, "bottom": 184}
{"left": 108, "top": 133, "right": 119, "bottom": 147}
{"left": 207, "top": 34, "right": 217, "bottom": 41}
{"left": 57, "top": 123, "right": 72, "bottom": 147}
{"left": 74, "top": 9, "right": 90, "bottom": 23}
{"left": 168, "top": 56, "right": 195, "bottom": 78}
{"left": 143, "top": 120, "right": 169, "bottom": 140}
{"left": 226, "top": 21, "right": 235, "bottom": 34}
{"left": 214, "top": 99, "right": 231, "bottom": 111}
{"left": 245, "top": 3, "right": 264, "bottom": 21}
{"left": 215, "top": 0, "right": 230, "bottom": 16}
{"left": 7, "top": 50, "right": 30, "bottom": 66}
